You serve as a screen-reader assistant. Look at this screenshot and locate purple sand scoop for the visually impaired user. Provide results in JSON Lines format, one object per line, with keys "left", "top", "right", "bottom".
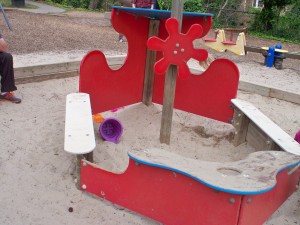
{"left": 99, "top": 118, "right": 123, "bottom": 144}
{"left": 295, "top": 130, "right": 300, "bottom": 144}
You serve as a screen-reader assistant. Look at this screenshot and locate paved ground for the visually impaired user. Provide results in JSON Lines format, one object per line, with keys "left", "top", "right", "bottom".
{"left": 21, "top": 0, "right": 65, "bottom": 14}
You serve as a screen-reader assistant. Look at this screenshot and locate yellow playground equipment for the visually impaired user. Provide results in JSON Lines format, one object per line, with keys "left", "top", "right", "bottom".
{"left": 202, "top": 28, "right": 246, "bottom": 55}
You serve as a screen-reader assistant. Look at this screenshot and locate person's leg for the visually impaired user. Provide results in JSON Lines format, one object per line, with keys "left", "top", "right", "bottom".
{"left": 0, "top": 52, "right": 17, "bottom": 92}
{"left": 0, "top": 52, "right": 21, "bottom": 103}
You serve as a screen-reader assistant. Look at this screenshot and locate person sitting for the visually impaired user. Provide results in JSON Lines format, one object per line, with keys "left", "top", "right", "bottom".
{"left": 132, "top": 0, "right": 154, "bottom": 9}
{"left": 0, "top": 33, "right": 21, "bottom": 103}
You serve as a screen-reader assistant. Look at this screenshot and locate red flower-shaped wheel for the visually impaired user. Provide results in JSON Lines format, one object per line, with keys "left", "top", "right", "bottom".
{"left": 147, "top": 18, "right": 208, "bottom": 79}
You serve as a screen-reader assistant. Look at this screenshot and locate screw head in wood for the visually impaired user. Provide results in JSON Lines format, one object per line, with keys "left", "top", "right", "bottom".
{"left": 229, "top": 198, "right": 235, "bottom": 204}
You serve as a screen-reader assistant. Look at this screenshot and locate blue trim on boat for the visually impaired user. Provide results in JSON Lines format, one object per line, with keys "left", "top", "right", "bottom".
{"left": 112, "top": 6, "right": 213, "bottom": 19}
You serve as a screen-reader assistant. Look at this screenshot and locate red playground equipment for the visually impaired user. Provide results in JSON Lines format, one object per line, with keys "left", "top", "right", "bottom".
{"left": 64, "top": 4, "right": 300, "bottom": 225}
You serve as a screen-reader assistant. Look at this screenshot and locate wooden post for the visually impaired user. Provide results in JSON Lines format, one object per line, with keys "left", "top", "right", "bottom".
{"left": 160, "top": 0, "right": 184, "bottom": 144}
{"left": 76, "top": 155, "right": 84, "bottom": 189}
{"left": 76, "top": 153, "right": 93, "bottom": 189}
{"left": 232, "top": 108, "right": 250, "bottom": 147}
{"left": 143, "top": 19, "right": 160, "bottom": 106}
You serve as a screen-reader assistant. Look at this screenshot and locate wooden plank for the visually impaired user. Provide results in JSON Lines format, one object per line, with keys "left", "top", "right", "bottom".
{"left": 270, "top": 88, "right": 300, "bottom": 105}
{"left": 170, "top": 0, "right": 184, "bottom": 28}
{"left": 223, "top": 27, "right": 247, "bottom": 33}
{"left": 246, "top": 122, "right": 280, "bottom": 151}
{"left": 129, "top": 148, "right": 300, "bottom": 194}
{"left": 14, "top": 55, "right": 126, "bottom": 79}
{"left": 15, "top": 71, "right": 78, "bottom": 84}
{"left": 160, "top": 66, "right": 177, "bottom": 144}
{"left": 285, "top": 52, "right": 300, "bottom": 60}
{"left": 244, "top": 46, "right": 300, "bottom": 59}
{"left": 232, "top": 108, "right": 250, "bottom": 147}
{"left": 159, "top": 0, "right": 184, "bottom": 144}
{"left": 64, "top": 93, "right": 96, "bottom": 154}
{"left": 231, "top": 99, "right": 300, "bottom": 155}
{"left": 142, "top": 19, "right": 160, "bottom": 106}
{"left": 14, "top": 61, "right": 79, "bottom": 78}
{"left": 238, "top": 80, "right": 270, "bottom": 97}
{"left": 244, "top": 45, "right": 265, "bottom": 54}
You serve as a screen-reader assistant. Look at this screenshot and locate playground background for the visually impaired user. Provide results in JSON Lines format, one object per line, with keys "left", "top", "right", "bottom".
{"left": 0, "top": 8, "right": 300, "bottom": 225}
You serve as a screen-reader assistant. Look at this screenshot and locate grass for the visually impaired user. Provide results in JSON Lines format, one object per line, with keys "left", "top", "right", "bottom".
{"left": 249, "top": 31, "right": 300, "bottom": 45}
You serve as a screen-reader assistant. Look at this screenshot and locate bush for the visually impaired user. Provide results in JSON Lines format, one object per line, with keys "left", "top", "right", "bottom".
{"left": 1, "top": 0, "right": 12, "bottom": 7}
{"left": 250, "top": 1, "right": 300, "bottom": 43}
{"left": 157, "top": 0, "right": 204, "bottom": 12}
{"left": 184, "top": 0, "right": 204, "bottom": 12}
{"left": 156, "top": 0, "right": 171, "bottom": 10}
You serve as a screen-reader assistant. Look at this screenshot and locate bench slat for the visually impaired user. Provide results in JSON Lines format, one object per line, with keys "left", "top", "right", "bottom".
{"left": 231, "top": 99, "right": 300, "bottom": 155}
{"left": 129, "top": 148, "right": 300, "bottom": 194}
{"left": 64, "top": 93, "right": 96, "bottom": 154}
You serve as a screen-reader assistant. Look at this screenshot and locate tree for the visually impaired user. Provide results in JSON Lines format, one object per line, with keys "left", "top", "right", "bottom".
{"left": 253, "top": 0, "right": 295, "bottom": 31}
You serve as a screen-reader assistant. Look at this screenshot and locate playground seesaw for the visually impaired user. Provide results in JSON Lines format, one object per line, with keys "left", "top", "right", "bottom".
{"left": 203, "top": 28, "right": 247, "bottom": 55}
{"left": 64, "top": 5, "right": 300, "bottom": 225}
{"left": 202, "top": 29, "right": 300, "bottom": 69}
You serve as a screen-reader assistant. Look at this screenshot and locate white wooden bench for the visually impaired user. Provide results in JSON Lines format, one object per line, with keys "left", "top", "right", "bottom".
{"left": 64, "top": 93, "right": 96, "bottom": 188}
{"left": 129, "top": 148, "right": 300, "bottom": 194}
{"left": 231, "top": 99, "right": 300, "bottom": 155}
{"left": 64, "top": 93, "right": 96, "bottom": 155}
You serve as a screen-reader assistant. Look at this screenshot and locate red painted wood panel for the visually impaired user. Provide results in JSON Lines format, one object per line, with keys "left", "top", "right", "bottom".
{"left": 81, "top": 159, "right": 241, "bottom": 225}
{"left": 238, "top": 167, "right": 300, "bottom": 225}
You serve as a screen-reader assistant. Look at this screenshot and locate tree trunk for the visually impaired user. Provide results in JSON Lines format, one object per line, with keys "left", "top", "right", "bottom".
{"left": 217, "top": 0, "right": 230, "bottom": 19}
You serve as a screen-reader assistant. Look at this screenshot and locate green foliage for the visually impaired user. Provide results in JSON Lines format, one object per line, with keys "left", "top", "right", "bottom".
{"left": 251, "top": 0, "right": 295, "bottom": 31}
{"left": 249, "top": 31, "right": 300, "bottom": 44}
{"left": 1, "top": 0, "right": 12, "bottom": 7}
{"left": 1, "top": 0, "right": 38, "bottom": 8}
{"left": 47, "top": 0, "right": 69, "bottom": 7}
{"left": 205, "top": 0, "right": 247, "bottom": 28}
{"left": 289, "top": 0, "right": 300, "bottom": 15}
{"left": 184, "top": 0, "right": 204, "bottom": 12}
{"left": 157, "top": 0, "right": 204, "bottom": 12}
{"left": 48, "top": 0, "right": 102, "bottom": 9}
{"left": 250, "top": 0, "right": 299, "bottom": 42}
{"left": 157, "top": 0, "right": 172, "bottom": 10}
{"left": 68, "top": 0, "right": 81, "bottom": 8}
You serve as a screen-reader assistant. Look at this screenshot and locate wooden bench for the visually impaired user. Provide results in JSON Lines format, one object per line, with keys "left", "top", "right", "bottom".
{"left": 64, "top": 93, "right": 96, "bottom": 155}
{"left": 231, "top": 99, "right": 300, "bottom": 155}
{"left": 64, "top": 93, "right": 96, "bottom": 188}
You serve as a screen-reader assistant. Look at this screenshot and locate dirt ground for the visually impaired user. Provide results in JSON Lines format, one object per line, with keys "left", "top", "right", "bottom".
{"left": 1, "top": 8, "right": 300, "bottom": 225}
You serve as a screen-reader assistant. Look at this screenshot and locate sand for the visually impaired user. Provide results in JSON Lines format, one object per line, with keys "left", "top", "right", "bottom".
{"left": 0, "top": 51, "right": 300, "bottom": 225}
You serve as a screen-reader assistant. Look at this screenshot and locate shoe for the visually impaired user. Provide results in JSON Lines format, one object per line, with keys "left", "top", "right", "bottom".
{"left": 0, "top": 92, "right": 21, "bottom": 103}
